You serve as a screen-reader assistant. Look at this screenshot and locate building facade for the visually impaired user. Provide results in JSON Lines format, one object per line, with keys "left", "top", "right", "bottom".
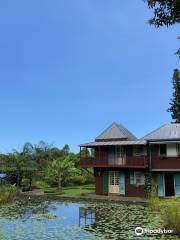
{"left": 80, "top": 122, "right": 180, "bottom": 197}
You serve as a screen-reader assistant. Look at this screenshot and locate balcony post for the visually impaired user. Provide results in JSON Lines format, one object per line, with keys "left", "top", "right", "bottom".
{"left": 98, "top": 146, "right": 100, "bottom": 165}
{"left": 144, "top": 155, "right": 146, "bottom": 167}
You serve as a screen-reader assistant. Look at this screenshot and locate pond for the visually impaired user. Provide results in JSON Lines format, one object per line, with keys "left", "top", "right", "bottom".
{"left": 0, "top": 198, "right": 178, "bottom": 240}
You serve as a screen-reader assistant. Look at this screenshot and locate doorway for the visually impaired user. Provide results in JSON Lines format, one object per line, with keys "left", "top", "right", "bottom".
{"left": 109, "top": 171, "right": 119, "bottom": 194}
{"left": 165, "top": 173, "right": 175, "bottom": 196}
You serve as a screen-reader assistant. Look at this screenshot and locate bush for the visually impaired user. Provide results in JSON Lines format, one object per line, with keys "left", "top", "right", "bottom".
{"left": 21, "top": 177, "right": 30, "bottom": 192}
{"left": 70, "top": 175, "right": 86, "bottom": 185}
{"left": 34, "top": 180, "right": 51, "bottom": 189}
{"left": 148, "top": 180, "right": 161, "bottom": 211}
{"left": 161, "top": 204, "right": 180, "bottom": 235}
{"left": 144, "top": 173, "right": 152, "bottom": 197}
{"left": 0, "top": 184, "right": 16, "bottom": 205}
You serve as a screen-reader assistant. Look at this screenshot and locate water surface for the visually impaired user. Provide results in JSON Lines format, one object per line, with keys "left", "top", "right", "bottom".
{"left": 0, "top": 198, "right": 177, "bottom": 240}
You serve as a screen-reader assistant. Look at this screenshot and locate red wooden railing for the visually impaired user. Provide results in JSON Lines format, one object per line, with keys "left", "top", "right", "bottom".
{"left": 80, "top": 156, "right": 148, "bottom": 168}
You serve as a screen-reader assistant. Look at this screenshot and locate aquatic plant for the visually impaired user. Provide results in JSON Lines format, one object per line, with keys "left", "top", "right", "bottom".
{"left": 0, "top": 199, "right": 178, "bottom": 239}
{"left": 0, "top": 229, "right": 8, "bottom": 240}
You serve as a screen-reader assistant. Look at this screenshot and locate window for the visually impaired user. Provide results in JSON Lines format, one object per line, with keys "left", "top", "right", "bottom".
{"left": 133, "top": 145, "right": 144, "bottom": 156}
{"left": 89, "top": 148, "right": 95, "bottom": 157}
{"left": 159, "top": 144, "right": 167, "bottom": 156}
{"left": 130, "top": 172, "right": 144, "bottom": 185}
{"left": 176, "top": 144, "right": 180, "bottom": 156}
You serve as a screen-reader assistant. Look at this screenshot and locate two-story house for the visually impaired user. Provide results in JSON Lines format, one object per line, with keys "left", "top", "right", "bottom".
{"left": 143, "top": 124, "right": 180, "bottom": 197}
{"left": 80, "top": 122, "right": 180, "bottom": 198}
{"left": 80, "top": 122, "right": 148, "bottom": 197}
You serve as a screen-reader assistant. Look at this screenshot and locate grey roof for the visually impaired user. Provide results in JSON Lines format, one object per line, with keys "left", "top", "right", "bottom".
{"left": 79, "top": 140, "right": 146, "bottom": 147}
{"left": 95, "top": 122, "right": 137, "bottom": 141}
{"left": 143, "top": 124, "right": 180, "bottom": 141}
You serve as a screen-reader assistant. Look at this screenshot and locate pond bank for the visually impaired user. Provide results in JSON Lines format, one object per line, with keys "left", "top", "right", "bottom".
{"left": 51, "top": 194, "right": 148, "bottom": 204}
{"left": 20, "top": 190, "right": 148, "bottom": 204}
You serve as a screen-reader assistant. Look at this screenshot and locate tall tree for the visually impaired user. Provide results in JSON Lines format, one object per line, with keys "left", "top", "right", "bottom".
{"left": 145, "top": 0, "right": 180, "bottom": 27}
{"left": 145, "top": 1, "right": 180, "bottom": 58}
{"left": 167, "top": 69, "right": 180, "bottom": 123}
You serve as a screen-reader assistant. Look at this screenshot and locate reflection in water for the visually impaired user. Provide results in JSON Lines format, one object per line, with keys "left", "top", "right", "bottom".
{"left": 0, "top": 199, "right": 178, "bottom": 240}
{"left": 79, "top": 207, "right": 95, "bottom": 228}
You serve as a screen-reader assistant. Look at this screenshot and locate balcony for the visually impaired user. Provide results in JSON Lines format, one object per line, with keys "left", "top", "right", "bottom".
{"left": 80, "top": 156, "right": 148, "bottom": 168}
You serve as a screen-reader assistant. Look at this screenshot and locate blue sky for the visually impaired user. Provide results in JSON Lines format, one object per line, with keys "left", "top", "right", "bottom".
{"left": 0, "top": 1, "right": 179, "bottom": 153}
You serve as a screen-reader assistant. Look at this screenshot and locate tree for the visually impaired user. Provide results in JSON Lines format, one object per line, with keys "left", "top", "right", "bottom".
{"left": 167, "top": 69, "right": 180, "bottom": 123}
{"left": 145, "top": 1, "right": 180, "bottom": 58}
{"left": 62, "top": 144, "right": 70, "bottom": 156}
{"left": 10, "top": 142, "right": 37, "bottom": 189}
{"left": 45, "top": 156, "right": 78, "bottom": 191}
{"left": 145, "top": 0, "right": 180, "bottom": 27}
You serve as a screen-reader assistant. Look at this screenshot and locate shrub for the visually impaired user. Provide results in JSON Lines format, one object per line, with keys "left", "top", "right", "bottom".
{"left": 0, "top": 184, "right": 16, "bottom": 205}
{"left": 21, "top": 177, "right": 30, "bottom": 192}
{"left": 34, "top": 180, "right": 51, "bottom": 189}
{"left": 148, "top": 180, "right": 161, "bottom": 212}
{"left": 143, "top": 173, "right": 152, "bottom": 197}
{"left": 161, "top": 204, "right": 180, "bottom": 235}
{"left": 70, "top": 175, "right": 86, "bottom": 185}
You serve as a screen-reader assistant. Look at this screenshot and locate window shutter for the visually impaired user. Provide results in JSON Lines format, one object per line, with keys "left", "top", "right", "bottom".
{"left": 119, "top": 172, "right": 125, "bottom": 195}
{"left": 102, "top": 171, "right": 109, "bottom": 195}
{"left": 156, "top": 173, "right": 165, "bottom": 197}
{"left": 140, "top": 173, "right": 145, "bottom": 185}
{"left": 174, "top": 173, "right": 180, "bottom": 197}
{"left": 130, "top": 172, "right": 134, "bottom": 184}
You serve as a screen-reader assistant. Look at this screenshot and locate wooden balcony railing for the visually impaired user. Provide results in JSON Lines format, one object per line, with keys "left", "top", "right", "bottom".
{"left": 80, "top": 156, "right": 148, "bottom": 168}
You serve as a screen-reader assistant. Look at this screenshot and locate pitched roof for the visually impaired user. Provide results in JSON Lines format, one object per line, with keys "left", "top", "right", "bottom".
{"left": 95, "top": 122, "right": 137, "bottom": 141}
{"left": 79, "top": 140, "right": 146, "bottom": 147}
{"left": 142, "top": 123, "right": 180, "bottom": 141}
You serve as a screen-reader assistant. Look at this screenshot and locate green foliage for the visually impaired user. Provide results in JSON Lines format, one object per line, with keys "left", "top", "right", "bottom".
{"left": 149, "top": 182, "right": 180, "bottom": 234}
{"left": 145, "top": 0, "right": 180, "bottom": 27}
{"left": 0, "top": 184, "right": 16, "bottom": 205}
{"left": 44, "top": 184, "right": 95, "bottom": 197}
{"left": 161, "top": 204, "right": 180, "bottom": 235}
{"left": 21, "top": 177, "right": 31, "bottom": 192}
{"left": 145, "top": 1, "right": 180, "bottom": 59}
{"left": 0, "top": 141, "right": 94, "bottom": 194}
{"left": 45, "top": 156, "right": 79, "bottom": 191}
{"left": 143, "top": 173, "right": 152, "bottom": 197}
{"left": 148, "top": 180, "right": 161, "bottom": 211}
{"left": 34, "top": 180, "right": 51, "bottom": 189}
{"left": 167, "top": 69, "right": 180, "bottom": 123}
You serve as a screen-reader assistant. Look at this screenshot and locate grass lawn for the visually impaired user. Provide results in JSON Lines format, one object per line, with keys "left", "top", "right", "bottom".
{"left": 43, "top": 184, "right": 95, "bottom": 197}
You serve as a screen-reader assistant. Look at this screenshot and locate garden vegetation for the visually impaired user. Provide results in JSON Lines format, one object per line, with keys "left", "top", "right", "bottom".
{"left": 0, "top": 142, "right": 94, "bottom": 195}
